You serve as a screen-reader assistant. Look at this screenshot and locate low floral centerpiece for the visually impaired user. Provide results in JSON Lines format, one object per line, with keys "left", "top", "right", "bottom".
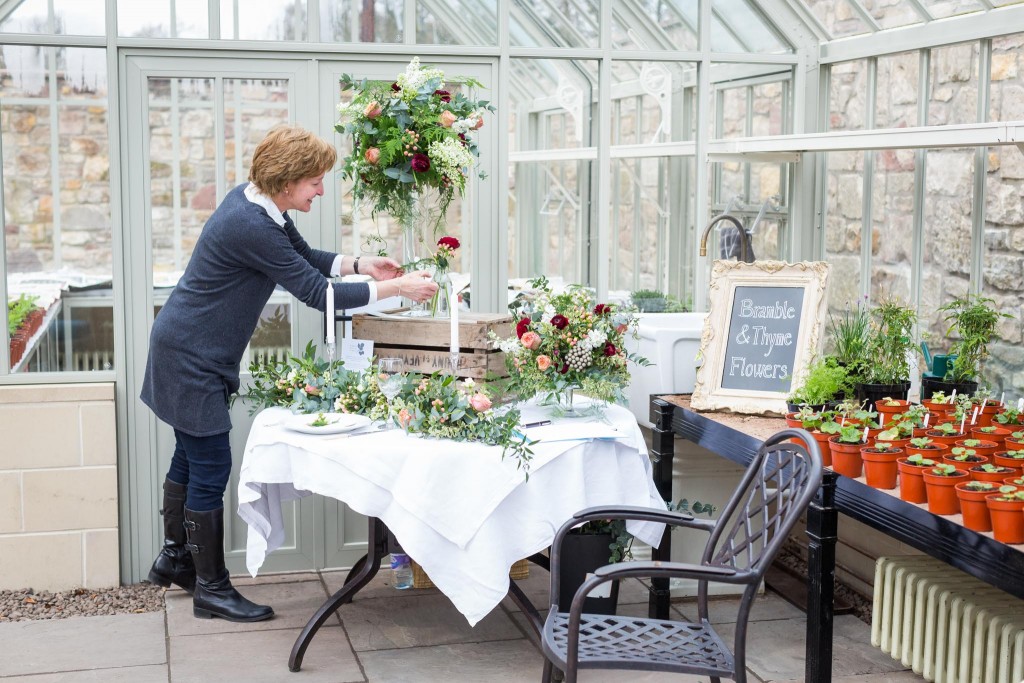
{"left": 493, "top": 277, "right": 648, "bottom": 413}
{"left": 244, "top": 344, "right": 533, "bottom": 472}
{"left": 336, "top": 57, "right": 494, "bottom": 262}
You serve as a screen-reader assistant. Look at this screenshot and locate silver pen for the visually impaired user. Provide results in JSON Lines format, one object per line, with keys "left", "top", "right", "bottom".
{"left": 522, "top": 420, "right": 552, "bottom": 428}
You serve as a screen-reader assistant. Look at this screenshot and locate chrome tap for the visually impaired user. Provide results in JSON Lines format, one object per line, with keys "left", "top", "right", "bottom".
{"left": 698, "top": 213, "right": 750, "bottom": 260}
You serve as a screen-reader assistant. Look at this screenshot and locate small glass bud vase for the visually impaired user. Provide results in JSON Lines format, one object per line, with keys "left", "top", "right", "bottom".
{"left": 429, "top": 268, "right": 450, "bottom": 318}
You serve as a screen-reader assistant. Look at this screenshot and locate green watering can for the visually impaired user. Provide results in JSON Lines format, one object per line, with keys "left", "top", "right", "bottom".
{"left": 920, "top": 342, "right": 955, "bottom": 379}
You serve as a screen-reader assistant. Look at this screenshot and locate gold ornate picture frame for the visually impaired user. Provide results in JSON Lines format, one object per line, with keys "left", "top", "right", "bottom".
{"left": 691, "top": 260, "right": 831, "bottom": 415}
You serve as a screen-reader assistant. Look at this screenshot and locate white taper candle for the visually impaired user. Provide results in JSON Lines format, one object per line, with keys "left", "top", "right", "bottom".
{"left": 449, "top": 282, "right": 459, "bottom": 354}
{"left": 325, "top": 282, "right": 335, "bottom": 344}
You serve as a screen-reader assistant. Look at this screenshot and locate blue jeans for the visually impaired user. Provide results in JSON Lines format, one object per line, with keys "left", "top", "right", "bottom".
{"left": 166, "top": 429, "right": 232, "bottom": 511}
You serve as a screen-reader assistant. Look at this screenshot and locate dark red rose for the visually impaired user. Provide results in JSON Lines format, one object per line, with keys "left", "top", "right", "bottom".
{"left": 560, "top": 363, "right": 569, "bottom": 374}
{"left": 438, "top": 236, "right": 460, "bottom": 250}
{"left": 604, "top": 342, "right": 617, "bottom": 357}
{"left": 550, "top": 314, "right": 569, "bottom": 330}
{"left": 594, "top": 303, "right": 611, "bottom": 315}
{"left": 515, "top": 317, "right": 531, "bottom": 339}
{"left": 434, "top": 89, "right": 451, "bottom": 102}
{"left": 411, "top": 153, "right": 431, "bottom": 172}
{"left": 390, "top": 82, "right": 400, "bottom": 92}
{"left": 458, "top": 133, "right": 467, "bottom": 141}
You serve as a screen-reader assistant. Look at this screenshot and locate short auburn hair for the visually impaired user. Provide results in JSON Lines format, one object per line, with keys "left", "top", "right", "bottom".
{"left": 249, "top": 125, "right": 337, "bottom": 196}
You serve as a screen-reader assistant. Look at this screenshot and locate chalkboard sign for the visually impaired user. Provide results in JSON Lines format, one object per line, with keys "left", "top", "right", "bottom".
{"left": 721, "top": 286, "right": 805, "bottom": 393}
{"left": 692, "top": 260, "right": 831, "bottom": 416}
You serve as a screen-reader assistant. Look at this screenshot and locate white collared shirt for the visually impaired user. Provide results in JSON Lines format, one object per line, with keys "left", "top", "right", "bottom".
{"left": 244, "top": 182, "right": 377, "bottom": 304}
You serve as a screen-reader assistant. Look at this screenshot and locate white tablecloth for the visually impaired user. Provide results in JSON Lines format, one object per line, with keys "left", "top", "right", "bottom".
{"left": 238, "top": 400, "right": 665, "bottom": 626}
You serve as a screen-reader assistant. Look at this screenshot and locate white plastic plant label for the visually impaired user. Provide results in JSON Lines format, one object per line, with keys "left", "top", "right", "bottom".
{"left": 585, "top": 573, "right": 612, "bottom": 598}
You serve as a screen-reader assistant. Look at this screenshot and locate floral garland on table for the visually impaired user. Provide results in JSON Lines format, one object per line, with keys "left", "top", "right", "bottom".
{"left": 245, "top": 345, "right": 534, "bottom": 474}
{"left": 493, "top": 277, "right": 649, "bottom": 406}
{"left": 336, "top": 57, "right": 494, "bottom": 236}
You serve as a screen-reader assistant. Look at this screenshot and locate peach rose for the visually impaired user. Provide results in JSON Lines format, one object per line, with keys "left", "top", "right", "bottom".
{"left": 536, "top": 355, "right": 552, "bottom": 371}
{"left": 520, "top": 331, "right": 541, "bottom": 350}
{"left": 364, "top": 101, "right": 382, "bottom": 119}
{"left": 473, "top": 116, "right": 484, "bottom": 130}
{"left": 304, "top": 384, "right": 320, "bottom": 396}
{"left": 439, "top": 110, "right": 457, "bottom": 128}
{"left": 364, "top": 147, "right": 381, "bottom": 165}
{"left": 398, "top": 408, "right": 412, "bottom": 429}
{"left": 469, "top": 393, "right": 492, "bottom": 412}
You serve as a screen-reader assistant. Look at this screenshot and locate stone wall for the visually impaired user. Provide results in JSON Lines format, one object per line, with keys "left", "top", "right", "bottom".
{"left": 0, "top": 383, "right": 119, "bottom": 591}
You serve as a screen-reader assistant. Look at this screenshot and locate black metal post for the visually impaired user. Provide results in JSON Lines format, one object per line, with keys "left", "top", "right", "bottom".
{"left": 805, "top": 470, "right": 838, "bottom": 683}
{"left": 648, "top": 397, "right": 675, "bottom": 619}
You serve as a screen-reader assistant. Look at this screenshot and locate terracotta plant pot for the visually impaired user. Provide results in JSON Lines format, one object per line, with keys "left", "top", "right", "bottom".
{"left": 985, "top": 494, "right": 1024, "bottom": 544}
{"left": 829, "top": 437, "right": 866, "bottom": 478}
{"left": 921, "top": 468, "right": 969, "bottom": 515}
{"left": 1002, "top": 478, "right": 1024, "bottom": 487}
{"left": 784, "top": 413, "right": 804, "bottom": 429}
{"left": 953, "top": 439, "right": 999, "bottom": 458}
{"left": 861, "top": 447, "right": 902, "bottom": 489}
{"left": 925, "top": 429, "right": 966, "bottom": 449}
{"left": 905, "top": 444, "right": 948, "bottom": 460}
{"left": 955, "top": 483, "right": 997, "bottom": 532}
{"left": 974, "top": 402, "right": 1001, "bottom": 429}
{"left": 873, "top": 436, "right": 910, "bottom": 451}
{"left": 943, "top": 454, "right": 989, "bottom": 469}
{"left": 970, "top": 426, "right": 1009, "bottom": 450}
{"left": 875, "top": 400, "right": 909, "bottom": 426}
{"left": 896, "top": 458, "right": 931, "bottom": 504}
{"left": 1004, "top": 435, "right": 1024, "bottom": 450}
{"left": 992, "top": 452, "right": 1024, "bottom": 474}
{"left": 809, "top": 430, "right": 833, "bottom": 467}
{"left": 968, "top": 465, "right": 1016, "bottom": 483}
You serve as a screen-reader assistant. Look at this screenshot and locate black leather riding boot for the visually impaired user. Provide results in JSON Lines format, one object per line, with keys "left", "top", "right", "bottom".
{"left": 146, "top": 479, "right": 196, "bottom": 595}
{"left": 184, "top": 506, "right": 274, "bottom": 622}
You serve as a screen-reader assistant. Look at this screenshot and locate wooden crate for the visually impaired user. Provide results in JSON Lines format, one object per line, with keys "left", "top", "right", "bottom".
{"left": 350, "top": 310, "right": 512, "bottom": 380}
{"left": 410, "top": 558, "right": 530, "bottom": 589}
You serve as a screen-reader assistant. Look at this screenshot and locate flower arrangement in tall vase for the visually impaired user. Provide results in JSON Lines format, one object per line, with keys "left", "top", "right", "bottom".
{"left": 336, "top": 57, "right": 494, "bottom": 315}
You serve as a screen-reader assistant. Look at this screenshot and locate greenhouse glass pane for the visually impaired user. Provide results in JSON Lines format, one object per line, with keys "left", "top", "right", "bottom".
{"left": 1, "top": 0, "right": 104, "bottom": 35}
{"left": 988, "top": 32, "right": 1024, "bottom": 122}
{"left": 417, "top": 0, "right": 496, "bottom": 45}
{"left": 920, "top": 147, "right": 975, "bottom": 352}
{"left": 176, "top": 0, "right": 209, "bottom": 38}
{"left": 2, "top": 47, "right": 113, "bottom": 373}
{"left": 875, "top": 51, "right": 919, "bottom": 129}
{"left": 610, "top": 0, "right": 698, "bottom": 52}
{"left": 869, "top": 150, "right": 915, "bottom": 304}
{"left": 719, "top": 87, "right": 748, "bottom": 139}
{"left": 803, "top": 0, "right": 871, "bottom": 38}
{"left": 508, "top": 160, "right": 588, "bottom": 284}
{"left": 824, "top": 150, "right": 864, "bottom": 310}
{"left": 867, "top": 0, "right": 923, "bottom": 30}
{"left": 321, "top": 0, "right": 403, "bottom": 43}
{"left": 991, "top": 0, "right": 1024, "bottom": 6}
{"left": 509, "top": 59, "right": 597, "bottom": 152}
{"left": 828, "top": 60, "right": 868, "bottom": 131}
{"left": 509, "top": 0, "right": 598, "bottom": 49}
{"left": 611, "top": 61, "right": 696, "bottom": 144}
{"left": 119, "top": 0, "right": 171, "bottom": 37}
{"left": 919, "top": 0, "right": 983, "bottom": 19}
{"left": 222, "top": 0, "right": 307, "bottom": 40}
{"left": 751, "top": 81, "right": 787, "bottom": 136}
{"left": 711, "top": 0, "right": 791, "bottom": 53}
{"left": 928, "top": 42, "right": 980, "bottom": 126}
{"left": 981, "top": 145, "right": 1024, "bottom": 397}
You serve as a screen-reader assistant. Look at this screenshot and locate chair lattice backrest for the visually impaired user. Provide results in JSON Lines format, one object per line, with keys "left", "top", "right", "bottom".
{"left": 703, "top": 433, "right": 820, "bottom": 576}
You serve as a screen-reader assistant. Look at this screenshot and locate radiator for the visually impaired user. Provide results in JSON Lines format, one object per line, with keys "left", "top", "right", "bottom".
{"left": 71, "top": 350, "right": 114, "bottom": 371}
{"left": 872, "top": 556, "right": 1024, "bottom": 683}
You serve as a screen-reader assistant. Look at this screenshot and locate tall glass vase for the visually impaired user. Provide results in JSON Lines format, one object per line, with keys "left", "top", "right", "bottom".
{"left": 400, "top": 194, "right": 430, "bottom": 317}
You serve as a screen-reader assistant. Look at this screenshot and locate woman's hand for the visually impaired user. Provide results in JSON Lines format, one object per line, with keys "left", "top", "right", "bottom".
{"left": 392, "top": 271, "right": 438, "bottom": 302}
{"left": 357, "top": 256, "right": 403, "bottom": 281}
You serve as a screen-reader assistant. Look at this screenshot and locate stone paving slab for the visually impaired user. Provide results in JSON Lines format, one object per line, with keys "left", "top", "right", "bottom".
{"left": 674, "top": 591, "right": 806, "bottom": 623}
{"left": 0, "top": 612, "right": 165, "bottom": 678}
{"left": 165, "top": 578, "right": 336, "bottom": 636}
{"left": 0, "top": 664, "right": 169, "bottom": 682}
{"left": 169, "top": 627, "right": 363, "bottom": 683}
{"left": 340, "top": 592, "right": 523, "bottom": 652}
{"left": 359, "top": 639, "right": 540, "bottom": 682}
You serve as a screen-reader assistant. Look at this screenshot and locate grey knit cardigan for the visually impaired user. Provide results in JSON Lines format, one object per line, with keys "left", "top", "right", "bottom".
{"left": 141, "top": 183, "right": 370, "bottom": 436}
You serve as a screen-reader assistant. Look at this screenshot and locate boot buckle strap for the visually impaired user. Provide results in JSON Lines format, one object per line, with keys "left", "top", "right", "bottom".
{"left": 183, "top": 520, "right": 197, "bottom": 531}
{"left": 185, "top": 542, "right": 202, "bottom": 553}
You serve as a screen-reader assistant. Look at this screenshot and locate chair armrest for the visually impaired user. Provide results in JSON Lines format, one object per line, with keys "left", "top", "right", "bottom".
{"left": 568, "top": 505, "right": 716, "bottom": 533}
{"left": 593, "top": 560, "right": 752, "bottom": 585}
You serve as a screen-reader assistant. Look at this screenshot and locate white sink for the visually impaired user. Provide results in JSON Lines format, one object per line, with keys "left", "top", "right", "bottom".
{"left": 625, "top": 312, "right": 707, "bottom": 427}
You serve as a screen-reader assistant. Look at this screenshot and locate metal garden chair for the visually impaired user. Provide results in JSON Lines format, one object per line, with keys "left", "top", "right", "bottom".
{"left": 539, "top": 428, "right": 823, "bottom": 683}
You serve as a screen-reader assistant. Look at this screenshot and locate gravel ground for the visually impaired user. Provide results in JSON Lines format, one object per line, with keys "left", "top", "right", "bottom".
{"left": 0, "top": 584, "right": 166, "bottom": 623}
{"left": 775, "top": 541, "right": 873, "bottom": 624}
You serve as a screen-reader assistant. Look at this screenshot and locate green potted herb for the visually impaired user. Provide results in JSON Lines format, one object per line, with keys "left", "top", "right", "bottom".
{"left": 860, "top": 440, "right": 902, "bottom": 489}
{"left": 955, "top": 480, "right": 997, "bottom": 532}
{"left": 969, "top": 462, "right": 1015, "bottom": 483}
{"left": 828, "top": 424, "right": 868, "bottom": 478}
{"left": 786, "top": 356, "right": 852, "bottom": 412}
{"left": 897, "top": 452, "right": 937, "bottom": 503}
{"left": 857, "top": 297, "right": 917, "bottom": 404}
{"left": 993, "top": 449, "right": 1024, "bottom": 470}
{"left": 827, "top": 299, "right": 872, "bottom": 382}
{"left": 921, "top": 463, "right": 968, "bottom": 515}
{"left": 985, "top": 487, "right": 1024, "bottom": 543}
{"left": 629, "top": 289, "right": 668, "bottom": 313}
{"left": 928, "top": 294, "right": 1012, "bottom": 398}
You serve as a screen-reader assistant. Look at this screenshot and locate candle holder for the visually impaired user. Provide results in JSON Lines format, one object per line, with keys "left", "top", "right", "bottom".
{"left": 448, "top": 351, "right": 460, "bottom": 377}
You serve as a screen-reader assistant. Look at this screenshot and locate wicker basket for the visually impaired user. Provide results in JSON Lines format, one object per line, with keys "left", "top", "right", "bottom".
{"left": 410, "top": 558, "right": 530, "bottom": 589}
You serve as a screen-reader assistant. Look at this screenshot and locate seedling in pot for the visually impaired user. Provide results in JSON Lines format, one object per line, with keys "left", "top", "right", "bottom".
{"left": 974, "top": 463, "right": 1012, "bottom": 474}
{"left": 1001, "top": 449, "right": 1024, "bottom": 460}
{"left": 949, "top": 447, "right": 981, "bottom": 462}
{"left": 961, "top": 481, "right": 996, "bottom": 492}
{"left": 909, "top": 437, "right": 940, "bottom": 450}
{"left": 991, "top": 488, "right": 1024, "bottom": 502}
{"left": 906, "top": 454, "right": 936, "bottom": 467}
{"left": 928, "top": 464, "right": 961, "bottom": 477}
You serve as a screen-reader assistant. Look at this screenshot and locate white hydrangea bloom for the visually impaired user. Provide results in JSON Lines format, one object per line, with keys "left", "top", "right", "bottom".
{"left": 587, "top": 328, "right": 607, "bottom": 348}
{"left": 497, "top": 338, "right": 520, "bottom": 353}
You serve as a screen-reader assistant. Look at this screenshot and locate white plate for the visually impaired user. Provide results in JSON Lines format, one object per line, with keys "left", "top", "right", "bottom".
{"left": 284, "top": 413, "right": 372, "bottom": 435}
